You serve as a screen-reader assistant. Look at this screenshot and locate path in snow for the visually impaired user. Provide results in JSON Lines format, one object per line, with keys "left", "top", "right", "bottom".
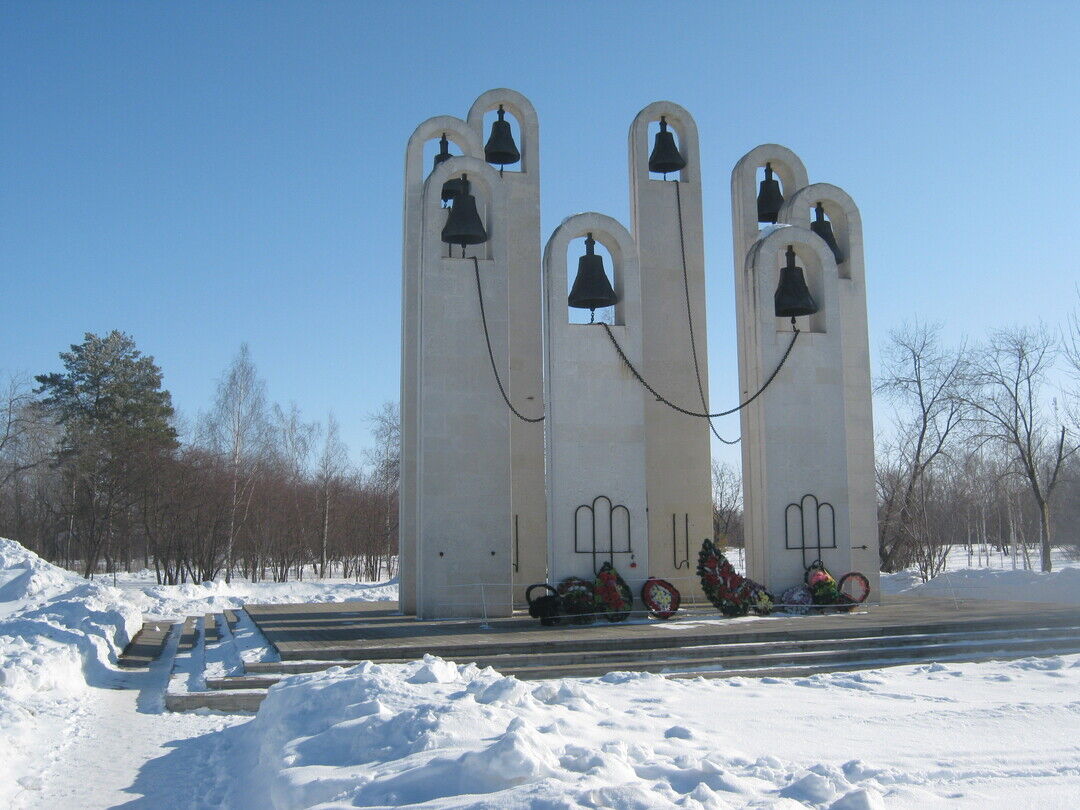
{"left": 16, "top": 629, "right": 248, "bottom": 810}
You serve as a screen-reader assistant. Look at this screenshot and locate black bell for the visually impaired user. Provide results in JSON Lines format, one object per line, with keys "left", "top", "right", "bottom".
{"left": 441, "top": 174, "right": 488, "bottom": 253}
{"left": 568, "top": 233, "right": 618, "bottom": 320}
{"left": 774, "top": 246, "right": 818, "bottom": 318}
{"left": 433, "top": 133, "right": 466, "bottom": 205}
{"left": 648, "top": 115, "right": 687, "bottom": 176}
{"left": 484, "top": 105, "right": 520, "bottom": 168}
{"left": 810, "top": 203, "right": 843, "bottom": 264}
{"left": 757, "top": 162, "right": 784, "bottom": 224}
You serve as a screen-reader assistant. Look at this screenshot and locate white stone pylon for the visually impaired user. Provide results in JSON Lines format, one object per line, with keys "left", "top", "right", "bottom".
{"left": 543, "top": 214, "right": 649, "bottom": 593}
{"left": 400, "top": 116, "right": 483, "bottom": 615}
{"left": 731, "top": 146, "right": 880, "bottom": 596}
{"left": 414, "top": 156, "right": 512, "bottom": 619}
{"left": 400, "top": 90, "right": 545, "bottom": 618}
{"left": 629, "top": 102, "right": 713, "bottom": 582}
{"left": 467, "top": 90, "right": 547, "bottom": 605}
{"left": 778, "top": 184, "right": 879, "bottom": 595}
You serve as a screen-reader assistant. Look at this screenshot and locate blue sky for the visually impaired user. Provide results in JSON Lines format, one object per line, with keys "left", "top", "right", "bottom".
{"left": 2, "top": 1, "right": 1078, "bottom": 466}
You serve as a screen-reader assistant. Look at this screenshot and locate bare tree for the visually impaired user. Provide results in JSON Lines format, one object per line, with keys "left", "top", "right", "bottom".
{"left": 205, "top": 344, "right": 268, "bottom": 582}
{"left": 711, "top": 459, "right": 742, "bottom": 545}
{"left": 316, "top": 413, "right": 348, "bottom": 577}
{"left": 365, "top": 402, "right": 400, "bottom": 578}
{"left": 0, "top": 374, "right": 40, "bottom": 491}
{"left": 1064, "top": 294, "right": 1080, "bottom": 432}
{"left": 964, "top": 325, "right": 1076, "bottom": 572}
{"left": 875, "top": 321, "right": 969, "bottom": 570}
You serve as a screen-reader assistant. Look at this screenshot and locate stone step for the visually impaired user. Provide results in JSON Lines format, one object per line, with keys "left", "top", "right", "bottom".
{"left": 243, "top": 624, "right": 1079, "bottom": 675}
{"left": 204, "top": 613, "right": 220, "bottom": 644}
{"left": 497, "top": 633, "right": 1080, "bottom": 680}
{"left": 195, "top": 634, "right": 1080, "bottom": 707}
{"left": 238, "top": 630, "right": 1080, "bottom": 683}
{"left": 164, "top": 689, "right": 267, "bottom": 713}
{"left": 274, "top": 612, "right": 1080, "bottom": 662}
{"left": 223, "top": 609, "right": 241, "bottom": 632}
{"left": 205, "top": 676, "right": 282, "bottom": 690}
{"left": 669, "top": 642, "right": 1080, "bottom": 680}
{"left": 118, "top": 621, "right": 175, "bottom": 668}
{"left": 177, "top": 615, "right": 200, "bottom": 651}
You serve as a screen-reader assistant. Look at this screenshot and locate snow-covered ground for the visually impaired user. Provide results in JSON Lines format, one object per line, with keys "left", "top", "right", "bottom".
{"left": 108, "top": 567, "right": 398, "bottom": 621}
{"left": 212, "top": 653, "right": 1080, "bottom": 810}
{"left": 882, "top": 549, "right": 1080, "bottom": 604}
{"left": 1, "top": 538, "right": 143, "bottom": 808}
{"left": 4, "top": 537, "right": 1080, "bottom": 809}
{"left": 0, "top": 539, "right": 396, "bottom": 808}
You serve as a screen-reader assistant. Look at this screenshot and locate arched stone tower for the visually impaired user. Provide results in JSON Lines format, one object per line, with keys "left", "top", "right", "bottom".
{"left": 731, "top": 146, "right": 879, "bottom": 595}
{"left": 399, "top": 90, "right": 545, "bottom": 618}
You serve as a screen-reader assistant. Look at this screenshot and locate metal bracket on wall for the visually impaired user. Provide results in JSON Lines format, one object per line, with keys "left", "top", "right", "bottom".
{"left": 672, "top": 513, "right": 690, "bottom": 569}
{"left": 512, "top": 514, "right": 520, "bottom": 573}
{"left": 574, "top": 495, "right": 633, "bottom": 575}
{"left": 784, "top": 493, "right": 837, "bottom": 570}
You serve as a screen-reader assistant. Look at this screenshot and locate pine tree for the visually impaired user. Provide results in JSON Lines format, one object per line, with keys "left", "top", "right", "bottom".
{"left": 36, "top": 331, "right": 177, "bottom": 576}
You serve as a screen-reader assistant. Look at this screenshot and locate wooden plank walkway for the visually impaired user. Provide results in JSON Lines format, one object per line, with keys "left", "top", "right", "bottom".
{"left": 244, "top": 595, "right": 1080, "bottom": 662}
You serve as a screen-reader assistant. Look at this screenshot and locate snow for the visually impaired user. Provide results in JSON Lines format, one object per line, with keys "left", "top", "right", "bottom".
{"left": 0, "top": 538, "right": 397, "bottom": 807}
{"left": 882, "top": 550, "right": 1080, "bottom": 604}
{"left": 0, "top": 538, "right": 143, "bottom": 809}
{"left": 109, "top": 568, "right": 398, "bottom": 621}
{"left": 215, "top": 653, "right": 1080, "bottom": 808}
{"left": 4, "top": 536, "right": 1080, "bottom": 808}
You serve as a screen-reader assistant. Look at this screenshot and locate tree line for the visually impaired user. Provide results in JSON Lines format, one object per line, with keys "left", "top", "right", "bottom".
{"left": 875, "top": 317, "right": 1079, "bottom": 577}
{"left": 0, "top": 333, "right": 398, "bottom": 584}
{"left": 3, "top": 311, "right": 1079, "bottom": 586}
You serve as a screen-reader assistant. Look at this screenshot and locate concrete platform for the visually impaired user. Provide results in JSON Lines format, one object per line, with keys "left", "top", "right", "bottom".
{"left": 244, "top": 595, "right": 1080, "bottom": 663}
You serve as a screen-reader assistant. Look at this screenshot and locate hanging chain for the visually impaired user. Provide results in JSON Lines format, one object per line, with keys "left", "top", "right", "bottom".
{"left": 673, "top": 181, "right": 739, "bottom": 445}
{"left": 472, "top": 256, "right": 545, "bottom": 423}
{"left": 598, "top": 320, "right": 799, "bottom": 419}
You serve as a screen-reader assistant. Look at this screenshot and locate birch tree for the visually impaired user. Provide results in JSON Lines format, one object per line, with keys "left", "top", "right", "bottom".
{"left": 316, "top": 412, "right": 348, "bottom": 577}
{"left": 206, "top": 344, "right": 267, "bottom": 582}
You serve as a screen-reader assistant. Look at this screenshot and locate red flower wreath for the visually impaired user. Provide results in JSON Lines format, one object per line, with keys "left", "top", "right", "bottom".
{"left": 593, "top": 562, "right": 633, "bottom": 622}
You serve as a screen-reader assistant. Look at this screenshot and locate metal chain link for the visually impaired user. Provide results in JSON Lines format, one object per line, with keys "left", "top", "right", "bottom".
{"left": 673, "top": 181, "right": 739, "bottom": 445}
{"left": 472, "top": 256, "right": 545, "bottom": 423}
{"left": 598, "top": 320, "right": 799, "bottom": 419}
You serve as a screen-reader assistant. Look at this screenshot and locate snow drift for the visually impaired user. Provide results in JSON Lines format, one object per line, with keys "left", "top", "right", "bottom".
{"left": 227, "top": 656, "right": 902, "bottom": 809}
{"left": 883, "top": 564, "right": 1080, "bottom": 604}
{"left": 225, "top": 651, "right": 1080, "bottom": 809}
{"left": 0, "top": 538, "right": 142, "bottom": 806}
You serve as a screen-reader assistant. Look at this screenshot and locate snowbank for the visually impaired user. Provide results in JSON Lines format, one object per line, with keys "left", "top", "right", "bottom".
{"left": 226, "top": 653, "right": 1080, "bottom": 809}
{"left": 0, "top": 539, "right": 143, "bottom": 806}
{"left": 882, "top": 564, "right": 1080, "bottom": 604}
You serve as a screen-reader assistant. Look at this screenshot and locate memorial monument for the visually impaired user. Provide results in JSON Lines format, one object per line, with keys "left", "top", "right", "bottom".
{"left": 399, "top": 89, "right": 878, "bottom": 619}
